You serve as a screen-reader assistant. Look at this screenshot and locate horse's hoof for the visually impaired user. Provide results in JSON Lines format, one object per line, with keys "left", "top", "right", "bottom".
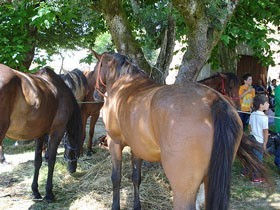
{"left": 32, "top": 192, "right": 42, "bottom": 201}
{"left": 44, "top": 193, "right": 55, "bottom": 203}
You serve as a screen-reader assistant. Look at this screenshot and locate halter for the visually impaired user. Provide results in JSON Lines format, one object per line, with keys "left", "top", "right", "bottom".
{"left": 220, "top": 76, "right": 240, "bottom": 101}
{"left": 95, "top": 54, "right": 107, "bottom": 98}
{"left": 64, "top": 142, "right": 79, "bottom": 162}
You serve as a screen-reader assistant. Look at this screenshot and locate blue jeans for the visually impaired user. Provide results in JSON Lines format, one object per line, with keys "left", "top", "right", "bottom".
{"left": 274, "top": 134, "right": 280, "bottom": 168}
{"left": 239, "top": 112, "right": 250, "bottom": 130}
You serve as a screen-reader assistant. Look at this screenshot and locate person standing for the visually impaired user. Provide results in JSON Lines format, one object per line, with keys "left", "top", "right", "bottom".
{"left": 239, "top": 73, "right": 255, "bottom": 130}
{"left": 267, "top": 79, "right": 277, "bottom": 108}
{"left": 248, "top": 95, "right": 269, "bottom": 182}
{"left": 274, "top": 82, "right": 280, "bottom": 169}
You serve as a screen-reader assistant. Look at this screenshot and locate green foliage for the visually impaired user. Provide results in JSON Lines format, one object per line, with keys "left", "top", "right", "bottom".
{"left": 80, "top": 32, "right": 114, "bottom": 64}
{"left": 209, "top": 0, "right": 280, "bottom": 69}
{"left": 124, "top": 0, "right": 185, "bottom": 63}
{"left": 0, "top": 0, "right": 106, "bottom": 71}
{"left": 0, "top": 1, "right": 37, "bottom": 70}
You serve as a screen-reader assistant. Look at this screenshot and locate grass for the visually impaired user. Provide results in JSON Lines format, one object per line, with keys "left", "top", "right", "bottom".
{"left": 0, "top": 138, "right": 280, "bottom": 210}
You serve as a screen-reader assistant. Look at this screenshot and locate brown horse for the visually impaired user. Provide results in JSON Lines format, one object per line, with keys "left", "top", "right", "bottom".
{"left": 0, "top": 64, "right": 82, "bottom": 202}
{"left": 198, "top": 72, "right": 241, "bottom": 109}
{"left": 92, "top": 52, "right": 243, "bottom": 210}
{"left": 60, "top": 69, "right": 103, "bottom": 156}
{"left": 80, "top": 69, "right": 104, "bottom": 155}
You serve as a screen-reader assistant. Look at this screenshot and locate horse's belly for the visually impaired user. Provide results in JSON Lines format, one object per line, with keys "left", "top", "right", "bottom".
{"left": 7, "top": 105, "right": 55, "bottom": 140}
{"left": 6, "top": 119, "right": 52, "bottom": 140}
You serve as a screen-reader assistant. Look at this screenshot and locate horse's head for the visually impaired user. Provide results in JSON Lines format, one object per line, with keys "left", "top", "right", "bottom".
{"left": 64, "top": 137, "right": 80, "bottom": 173}
{"left": 92, "top": 51, "right": 116, "bottom": 103}
{"left": 218, "top": 73, "right": 241, "bottom": 109}
{"left": 63, "top": 132, "right": 81, "bottom": 173}
{"left": 199, "top": 72, "right": 241, "bottom": 109}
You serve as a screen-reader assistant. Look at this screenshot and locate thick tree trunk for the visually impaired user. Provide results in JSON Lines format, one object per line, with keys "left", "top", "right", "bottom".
{"left": 100, "top": 0, "right": 152, "bottom": 75}
{"left": 155, "top": 15, "right": 176, "bottom": 83}
{"left": 173, "top": 0, "right": 239, "bottom": 83}
{"left": 101, "top": 0, "right": 175, "bottom": 84}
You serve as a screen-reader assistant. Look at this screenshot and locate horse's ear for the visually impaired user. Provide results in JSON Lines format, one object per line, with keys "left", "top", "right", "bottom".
{"left": 218, "top": 72, "right": 227, "bottom": 78}
{"left": 91, "top": 50, "right": 102, "bottom": 61}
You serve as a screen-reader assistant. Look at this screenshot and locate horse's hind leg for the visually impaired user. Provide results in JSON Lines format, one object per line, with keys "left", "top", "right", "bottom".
{"left": 108, "top": 137, "right": 124, "bottom": 210}
{"left": 131, "top": 152, "right": 143, "bottom": 210}
{"left": 44, "top": 132, "right": 64, "bottom": 202}
{"left": 87, "top": 113, "right": 99, "bottom": 156}
{"left": 31, "top": 136, "right": 45, "bottom": 200}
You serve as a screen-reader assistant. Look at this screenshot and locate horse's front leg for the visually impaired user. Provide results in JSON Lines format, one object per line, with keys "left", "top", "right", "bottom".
{"left": 0, "top": 123, "right": 9, "bottom": 163}
{"left": 0, "top": 144, "right": 5, "bottom": 163}
{"left": 108, "top": 137, "right": 123, "bottom": 210}
{"left": 44, "top": 133, "right": 62, "bottom": 202}
{"left": 31, "top": 136, "right": 45, "bottom": 200}
{"left": 87, "top": 112, "right": 99, "bottom": 156}
{"left": 131, "top": 152, "right": 143, "bottom": 210}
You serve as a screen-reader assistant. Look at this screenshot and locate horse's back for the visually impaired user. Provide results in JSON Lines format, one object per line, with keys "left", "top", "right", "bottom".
{"left": 60, "top": 69, "right": 89, "bottom": 102}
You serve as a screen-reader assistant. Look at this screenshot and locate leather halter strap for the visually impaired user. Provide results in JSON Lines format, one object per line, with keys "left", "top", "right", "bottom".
{"left": 95, "top": 54, "right": 107, "bottom": 98}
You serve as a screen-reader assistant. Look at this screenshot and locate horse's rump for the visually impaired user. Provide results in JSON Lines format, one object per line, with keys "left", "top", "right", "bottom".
{"left": 60, "top": 69, "right": 89, "bottom": 102}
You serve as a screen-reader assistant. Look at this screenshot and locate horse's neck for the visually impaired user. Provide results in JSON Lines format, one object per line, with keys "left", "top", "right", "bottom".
{"left": 200, "top": 77, "right": 221, "bottom": 90}
{"left": 108, "top": 75, "right": 159, "bottom": 95}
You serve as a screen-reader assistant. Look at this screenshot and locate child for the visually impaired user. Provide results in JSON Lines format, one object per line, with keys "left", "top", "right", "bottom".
{"left": 239, "top": 73, "right": 255, "bottom": 130}
{"left": 248, "top": 95, "right": 269, "bottom": 183}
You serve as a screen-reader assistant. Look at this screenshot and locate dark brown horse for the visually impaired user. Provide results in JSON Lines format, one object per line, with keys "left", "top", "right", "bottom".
{"left": 92, "top": 52, "right": 243, "bottom": 210}
{"left": 198, "top": 72, "right": 241, "bottom": 109}
{"left": 0, "top": 64, "right": 82, "bottom": 202}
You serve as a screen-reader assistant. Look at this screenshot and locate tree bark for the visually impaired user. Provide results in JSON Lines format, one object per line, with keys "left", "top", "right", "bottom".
{"left": 173, "top": 0, "right": 239, "bottom": 83}
{"left": 155, "top": 15, "right": 176, "bottom": 83}
{"left": 100, "top": 0, "right": 152, "bottom": 75}
{"left": 100, "top": 0, "right": 175, "bottom": 84}
{"left": 217, "top": 41, "right": 237, "bottom": 73}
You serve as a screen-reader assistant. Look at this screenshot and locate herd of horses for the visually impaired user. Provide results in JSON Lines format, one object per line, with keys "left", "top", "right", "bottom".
{"left": 0, "top": 52, "right": 268, "bottom": 209}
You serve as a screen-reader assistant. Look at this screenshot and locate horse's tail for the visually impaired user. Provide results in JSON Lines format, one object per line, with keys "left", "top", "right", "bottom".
{"left": 206, "top": 99, "right": 242, "bottom": 210}
{"left": 236, "top": 133, "right": 269, "bottom": 183}
{"left": 65, "top": 95, "right": 83, "bottom": 158}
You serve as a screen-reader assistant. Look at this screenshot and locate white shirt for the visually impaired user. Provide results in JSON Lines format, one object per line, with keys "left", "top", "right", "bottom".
{"left": 249, "top": 110, "right": 268, "bottom": 143}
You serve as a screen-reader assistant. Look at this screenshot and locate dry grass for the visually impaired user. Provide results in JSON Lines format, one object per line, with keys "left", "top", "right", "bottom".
{"left": 0, "top": 118, "right": 280, "bottom": 210}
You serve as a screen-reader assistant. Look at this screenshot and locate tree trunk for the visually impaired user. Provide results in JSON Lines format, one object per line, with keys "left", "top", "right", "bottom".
{"left": 155, "top": 15, "right": 176, "bottom": 83}
{"left": 173, "top": 0, "right": 239, "bottom": 83}
{"left": 22, "top": 45, "right": 35, "bottom": 70}
{"left": 217, "top": 41, "right": 237, "bottom": 73}
{"left": 100, "top": 0, "right": 152, "bottom": 75}
{"left": 100, "top": 0, "right": 175, "bottom": 84}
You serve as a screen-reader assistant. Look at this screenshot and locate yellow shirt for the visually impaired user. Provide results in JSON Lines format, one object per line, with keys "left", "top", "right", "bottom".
{"left": 239, "top": 85, "right": 255, "bottom": 112}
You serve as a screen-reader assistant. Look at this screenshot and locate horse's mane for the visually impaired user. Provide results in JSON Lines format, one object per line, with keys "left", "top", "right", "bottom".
{"left": 60, "top": 68, "right": 88, "bottom": 92}
{"left": 112, "top": 53, "right": 148, "bottom": 79}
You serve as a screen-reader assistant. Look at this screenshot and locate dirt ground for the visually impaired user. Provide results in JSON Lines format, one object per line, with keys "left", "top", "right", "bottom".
{"left": 1, "top": 117, "right": 280, "bottom": 210}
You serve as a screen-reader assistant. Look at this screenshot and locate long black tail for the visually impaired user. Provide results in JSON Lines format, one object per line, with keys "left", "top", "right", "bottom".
{"left": 206, "top": 99, "right": 242, "bottom": 210}
{"left": 66, "top": 95, "right": 83, "bottom": 158}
